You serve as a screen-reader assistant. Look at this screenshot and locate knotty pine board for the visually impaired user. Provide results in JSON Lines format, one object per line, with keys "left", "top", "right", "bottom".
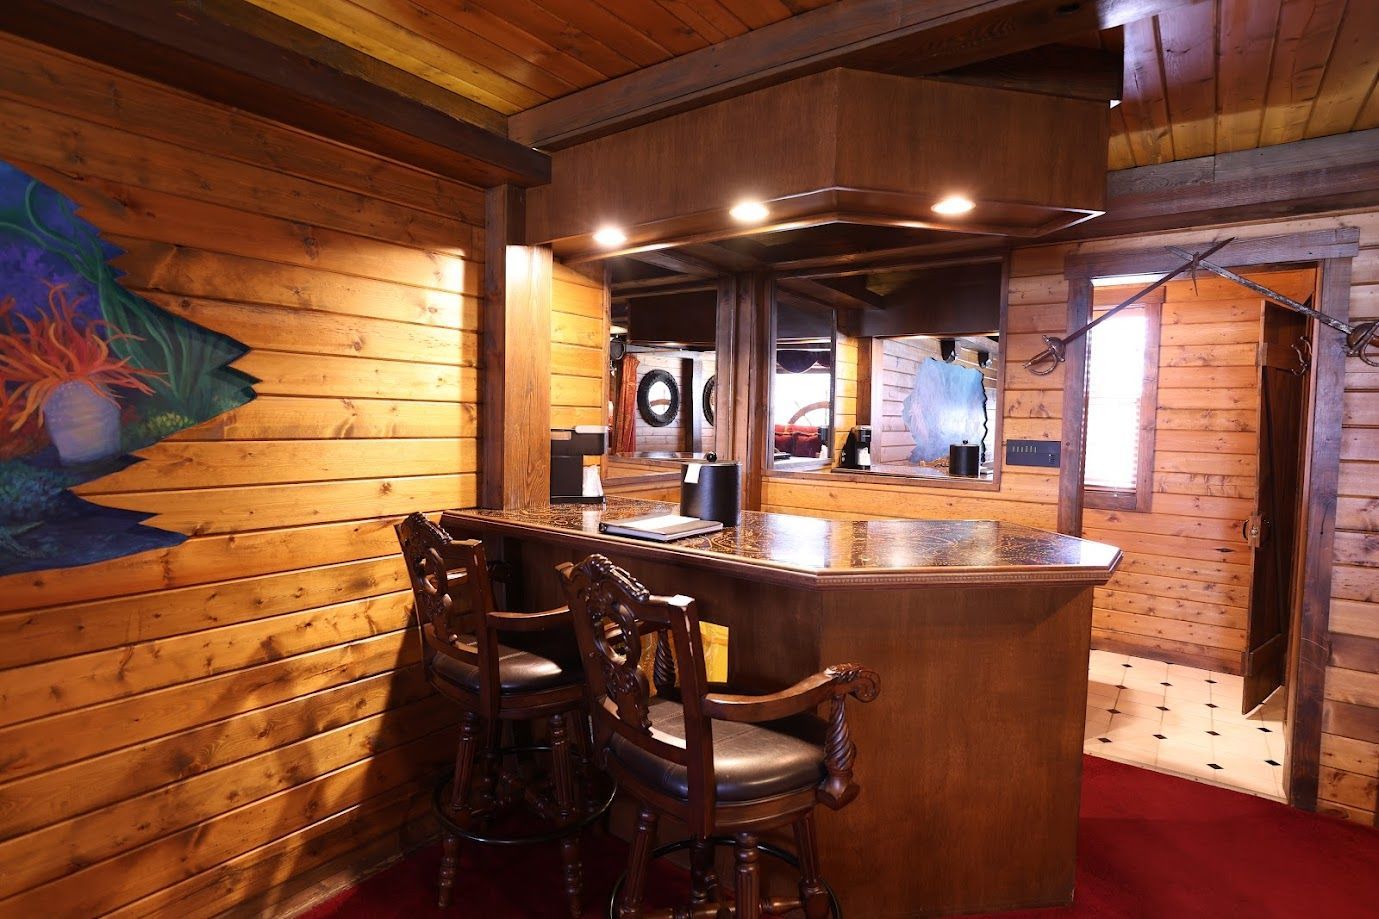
{"left": 0, "top": 35, "right": 476, "bottom": 915}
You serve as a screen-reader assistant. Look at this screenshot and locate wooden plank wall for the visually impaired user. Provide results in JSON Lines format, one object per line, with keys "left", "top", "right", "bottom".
{"left": 1085, "top": 277, "right": 1258, "bottom": 672}
{"left": 0, "top": 36, "right": 480, "bottom": 915}
{"left": 551, "top": 261, "right": 607, "bottom": 434}
{"left": 1326, "top": 217, "right": 1379, "bottom": 824}
{"left": 765, "top": 210, "right": 1379, "bottom": 823}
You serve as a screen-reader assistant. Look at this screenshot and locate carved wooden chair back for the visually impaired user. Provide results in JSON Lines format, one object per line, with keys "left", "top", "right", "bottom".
{"left": 559, "top": 554, "right": 719, "bottom": 830}
{"left": 395, "top": 512, "right": 503, "bottom": 717}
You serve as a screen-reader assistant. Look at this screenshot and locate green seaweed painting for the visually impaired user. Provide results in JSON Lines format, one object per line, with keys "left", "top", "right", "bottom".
{"left": 0, "top": 161, "right": 255, "bottom": 575}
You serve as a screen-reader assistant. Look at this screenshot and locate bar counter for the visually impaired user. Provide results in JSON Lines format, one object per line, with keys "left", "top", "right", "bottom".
{"left": 441, "top": 498, "right": 1121, "bottom": 917}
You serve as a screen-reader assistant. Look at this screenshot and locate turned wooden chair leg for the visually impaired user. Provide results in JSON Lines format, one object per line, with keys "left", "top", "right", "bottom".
{"left": 794, "top": 812, "right": 830, "bottom": 919}
{"left": 437, "top": 832, "right": 460, "bottom": 908}
{"left": 550, "top": 712, "right": 583, "bottom": 919}
{"left": 438, "top": 711, "right": 481, "bottom": 907}
{"left": 734, "top": 832, "right": 761, "bottom": 919}
{"left": 450, "top": 711, "right": 482, "bottom": 812}
{"left": 690, "top": 836, "right": 720, "bottom": 908}
{"left": 618, "top": 805, "right": 659, "bottom": 919}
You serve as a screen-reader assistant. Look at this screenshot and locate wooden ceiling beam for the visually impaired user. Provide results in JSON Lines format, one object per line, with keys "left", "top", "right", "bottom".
{"left": 610, "top": 275, "right": 715, "bottom": 296}
{"left": 778, "top": 277, "right": 885, "bottom": 311}
{"left": 1058, "top": 127, "right": 1379, "bottom": 240}
{"left": 0, "top": 0, "right": 549, "bottom": 187}
{"left": 928, "top": 43, "right": 1123, "bottom": 102}
{"left": 191, "top": 0, "right": 506, "bottom": 135}
{"left": 509, "top": 0, "right": 1195, "bottom": 150}
{"left": 621, "top": 248, "right": 722, "bottom": 277}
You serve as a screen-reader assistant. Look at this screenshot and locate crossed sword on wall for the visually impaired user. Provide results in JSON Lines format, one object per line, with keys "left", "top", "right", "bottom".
{"left": 1023, "top": 237, "right": 1379, "bottom": 376}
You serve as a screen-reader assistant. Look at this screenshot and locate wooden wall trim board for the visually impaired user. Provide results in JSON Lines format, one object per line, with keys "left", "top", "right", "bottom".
{"left": 1069, "top": 129, "right": 1379, "bottom": 241}
{"left": 0, "top": 35, "right": 475, "bottom": 915}
{"left": 0, "top": 0, "right": 549, "bottom": 187}
{"left": 1289, "top": 256, "right": 1353, "bottom": 813}
{"left": 1057, "top": 278, "right": 1093, "bottom": 535}
{"left": 1064, "top": 228, "right": 1363, "bottom": 279}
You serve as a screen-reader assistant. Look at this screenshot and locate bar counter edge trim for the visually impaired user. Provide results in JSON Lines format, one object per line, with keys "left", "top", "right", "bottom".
{"left": 439, "top": 510, "right": 1122, "bottom": 591}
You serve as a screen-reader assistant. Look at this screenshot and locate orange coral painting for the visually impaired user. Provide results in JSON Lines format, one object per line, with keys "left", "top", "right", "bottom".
{"left": 0, "top": 160, "right": 254, "bottom": 574}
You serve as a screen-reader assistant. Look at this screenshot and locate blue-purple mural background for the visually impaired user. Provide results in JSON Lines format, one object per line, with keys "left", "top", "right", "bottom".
{"left": 0, "top": 160, "right": 254, "bottom": 575}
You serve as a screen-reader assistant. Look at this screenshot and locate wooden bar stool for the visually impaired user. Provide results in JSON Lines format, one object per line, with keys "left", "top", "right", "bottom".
{"left": 395, "top": 513, "right": 613, "bottom": 916}
{"left": 558, "top": 554, "right": 880, "bottom": 919}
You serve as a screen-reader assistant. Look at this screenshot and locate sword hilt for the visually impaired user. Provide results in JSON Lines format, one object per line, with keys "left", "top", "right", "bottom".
{"left": 1348, "top": 321, "right": 1379, "bottom": 368}
{"left": 1024, "top": 336, "right": 1067, "bottom": 376}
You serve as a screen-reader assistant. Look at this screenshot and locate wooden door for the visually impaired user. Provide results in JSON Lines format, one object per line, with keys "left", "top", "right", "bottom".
{"left": 1242, "top": 304, "right": 1310, "bottom": 713}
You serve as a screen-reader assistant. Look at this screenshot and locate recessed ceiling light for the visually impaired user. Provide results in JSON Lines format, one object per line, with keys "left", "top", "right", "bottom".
{"left": 729, "top": 200, "right": 769, "bottom": 223}
{"left": 932, "top": 195, "right": 975, "bottom": 216}
{"left": 592, "top": 226, "right": 627, "bottom": 247}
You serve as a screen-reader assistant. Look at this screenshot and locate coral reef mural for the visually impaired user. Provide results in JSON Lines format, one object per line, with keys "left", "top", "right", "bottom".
{"left": 0, "top": 161, "right": 254, "bottom": 575}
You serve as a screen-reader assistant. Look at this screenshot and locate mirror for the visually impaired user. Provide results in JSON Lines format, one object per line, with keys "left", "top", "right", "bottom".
{"left": 769, "top": 257, "right": 1007, "bottom": 483}
{"left": 771, "top": 292, "right": 835, "bottom": 470}
{"left": 864, "top": 334, "right": 999, "bottom": 479}
{"left": 607, "top": 288, "right": 717, "bottom": 463}
{"left": 637, "top": 369, "right": 679, "bottom": 426}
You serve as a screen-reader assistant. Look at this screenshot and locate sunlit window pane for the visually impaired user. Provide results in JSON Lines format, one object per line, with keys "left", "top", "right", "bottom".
{"left": 1084, "top": 311, "right": 1148, "bottom": 491}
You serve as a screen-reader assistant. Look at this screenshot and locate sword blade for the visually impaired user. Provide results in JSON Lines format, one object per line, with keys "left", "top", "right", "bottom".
{"left": 1163, "top": 246, "right": 1353, "bottom": 335}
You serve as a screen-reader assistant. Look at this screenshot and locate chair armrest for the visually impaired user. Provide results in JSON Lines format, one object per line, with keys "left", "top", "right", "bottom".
{"left": 704, "top": 664, "right": 879, "bottom": 811}
{"left": 701, "top": 664, "right": 879, "bottom": 723}
{"left": 485, "top": 606, "right": 572, "bottom": 632}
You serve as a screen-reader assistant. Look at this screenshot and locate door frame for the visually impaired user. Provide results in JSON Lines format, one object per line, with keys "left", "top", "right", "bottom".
{"left": 1058, "top": 227, "right": 1360, "bottom": 809}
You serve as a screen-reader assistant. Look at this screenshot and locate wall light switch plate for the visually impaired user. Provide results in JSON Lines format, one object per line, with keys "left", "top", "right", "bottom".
{"left": 1006, "top": 440, "right": 1060, "bottom": 468}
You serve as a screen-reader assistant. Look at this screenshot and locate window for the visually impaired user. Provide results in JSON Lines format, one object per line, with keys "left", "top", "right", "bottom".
{"left": 1083, "top": 300, "right": 1159, "bottom": 511}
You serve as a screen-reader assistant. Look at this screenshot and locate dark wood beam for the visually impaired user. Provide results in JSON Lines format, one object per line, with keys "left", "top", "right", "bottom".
{"left": 611, "top": 275, "right": 716, "bottom": 297}
{"left": 509, "top": 0, "right": 1194, "bottom": 149}
{"left": 622, "top": 248, "right": 721, "bottom": 277}
{"left": 927, "top": 43, "right": 1122, "bottom": 101}
{"left": 192, "top": 0, "right": 506, "bottom": 134}
{"left": 773, "top": 237, "right": 1007, "bottom": 278}
{"left": 778, "top": 277, "right": 884, "bottom": 311}
{"left": 0, "top": 0, "right": 549, "bottom": 187}
{"left": 1060, "top": 128, "right": 1379, "bottom": 241}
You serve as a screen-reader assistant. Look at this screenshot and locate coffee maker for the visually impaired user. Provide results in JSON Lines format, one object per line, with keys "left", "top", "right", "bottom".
{"left": 839, "top": 425, "right": 873, "bottom": 470}
{"left": 550, "top": 426, "right": 606, "bottom": 503}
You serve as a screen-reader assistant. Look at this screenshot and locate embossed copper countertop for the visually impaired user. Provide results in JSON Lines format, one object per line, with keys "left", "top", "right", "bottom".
{"left": 441, "top": 498, "right": 1120, "bottom": 590}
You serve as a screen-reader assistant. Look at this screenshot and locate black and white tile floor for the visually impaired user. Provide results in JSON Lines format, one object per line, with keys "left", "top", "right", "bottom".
{"left": 1085, "top": 649, "right": 1286, "bottom": 800}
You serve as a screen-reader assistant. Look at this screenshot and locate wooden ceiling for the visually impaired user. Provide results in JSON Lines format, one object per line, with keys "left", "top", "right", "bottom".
{"left": 1110, "top": 0, "right": 1379, "bottom": 168}
{"left": 242, "top": 0, "right": 836, "bottom": 115}
{"left": 238, "top": 0, "right": 1379, "bottom": 174}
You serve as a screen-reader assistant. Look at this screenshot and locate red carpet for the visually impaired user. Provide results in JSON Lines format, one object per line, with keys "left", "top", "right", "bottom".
{"left": 303, "top": 757, "right": 1379, "bottom": 919}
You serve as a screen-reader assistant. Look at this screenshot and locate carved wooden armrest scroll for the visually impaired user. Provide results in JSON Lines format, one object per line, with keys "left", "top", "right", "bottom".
{"left": 818, "top": 663, "right": 881, "bottom": 810}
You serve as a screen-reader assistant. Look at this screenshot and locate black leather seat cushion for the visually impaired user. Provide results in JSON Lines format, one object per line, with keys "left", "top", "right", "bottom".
{"left": 432, "top": 629, "right": 582, "bottom": 694}
{"left": 608, "top": 697, "right": 825, "bottom": 802}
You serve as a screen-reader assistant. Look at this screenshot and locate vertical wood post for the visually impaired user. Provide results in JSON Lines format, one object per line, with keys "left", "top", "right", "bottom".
{"left": 1057, "top": 278, "right": 1093, "bottom": 535}
{"left": 1287, "top": 256, "right": 1351, "bottom": 811}
{"left": 712, "top": 272, "right": 772, "bottom": 510}
{"left": 680, "top": 356, "right": 703, "bottom": 453}
{"left": 482, "top": 185, "right": 551, "bottom": 509}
